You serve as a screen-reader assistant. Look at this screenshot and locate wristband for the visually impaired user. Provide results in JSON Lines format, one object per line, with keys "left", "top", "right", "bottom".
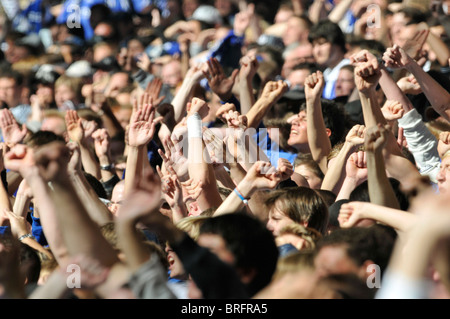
{"left": 19, "top": 233, "right": 35, "bottom": 242}
{"left": 100, "top": 164, "right": 114, "bottom": 171}
{"left": 187, "top": 113, "right": 202, "bottom": 139}
{"left": 234, "top": 187, "right": 249, "bottom": 205}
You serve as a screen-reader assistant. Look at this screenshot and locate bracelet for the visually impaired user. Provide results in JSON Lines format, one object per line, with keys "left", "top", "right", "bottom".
{"left": 100, "top": 164, "right": 114, "bottom": 171}
{"left": 234, "top": 187, "right": 249, "bottom": 205}
{"left": 18, "top": 233, "right": 35, "bottom": 242}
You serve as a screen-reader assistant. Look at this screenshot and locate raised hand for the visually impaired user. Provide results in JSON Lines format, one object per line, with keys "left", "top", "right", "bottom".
{"left": 203, "top": 57, "right": 239, "bottom": 102}
{"left": 381, "top": 100, "right": 405, "bottom": 122}
{"left": 4, "top": 144, "right": 36, "bottom": 178}
{"left": 338, "top": 201, "right": 371, "bottom": 228}
{"left": 65, "top": 110, "right": 84, "bottom": 144}
{"left": 116, "top": 167, "right": 162, "bottom": 222}
{"left": 364, "top": 124, "right": 390, "bottom": 153}
{"left": 259, "top": 80, "right": 289, "bottom": 104}
{"left": 242, "top": 161, "right": 282, "bottom": 190}
{"left": 158, "top": 136, "right": 189, "bottom": 180}
{"left": 0, "top": 109, "right": 28, "bottom": 147}
{"left": 92, "top": 128, "right": 111, "bottom": 161}
{"left": 382, "top": 44, "right": 414, "bottom": 69}
{"left": 145, "top": 77, "right": 165, "bottom": 107}
{"left": 304, "top": 71, "right": 325, "bottom": 102}
{"left": 216, "top": 103, "right": 237, "bottom": 123}
{"left": 345, "top": 151, "right": 368, "bottom": 183}
{"left": 187, "top": 97, "right": 210, "bottom": 119}
{"left": 277, "top": 158, "right": 294, "bottom": 181}
{"left": 128, "top": 99, "right": 160, "bottom": 148}
{"left": 33, "top": 141, "right": 72, "bottom": 182}
{"left": 345, "top": 124, "right": 366, "bottom": 147}
{"left": 67, "top": 141, "right": 82, "bottom": 174}
{"left": 351, "top": 50, "right": 382, "bottom": 94}
{"left": 239, "top": 55, "right": 259, "bottom": 82}
{"left": 156, "top": 165, "right": 185, "bottom": 211}
{"left": 438, "top": 131, "right": 450, "bottom": 159}
{"left": 396, "top": 75, "right": 422, "bottom": 95}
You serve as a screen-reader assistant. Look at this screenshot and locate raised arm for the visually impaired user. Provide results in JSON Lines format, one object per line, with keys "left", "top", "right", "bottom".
{"left": 321, "top": 124, "right": 366, "bottom": 195}
{"left": 304, "top": 71, "right": 332, "bottom": 175}
{"left": 383, "top": 44, "right": 450, "bottom": 122}
{"left": 187, "top": 97, "right": 223, "bottom": 211}
{"left": 124, "top": 94, "right": 160, "bottom": 196}
{"left": 238, "top": 55, "right": 258, "bottom": 115}
{"left": 65, "top": 110, "right": 101, "bottom": 180}
{"left": 364, "top": 124, "right": 400, "bottom": 209}
{"left": 246, "top": 80, "right": 289, "bottom": 129}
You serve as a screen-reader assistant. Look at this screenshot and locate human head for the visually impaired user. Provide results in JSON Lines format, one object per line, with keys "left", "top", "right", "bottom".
{"left": 197, "top": 212, "right": 279, "bottom": 297}
{"left": 294, "top": 153, "right": 324, "bottom": 189}
{"left": 0, "top": 68, "right": 24, "bottom": 108}
{"left": 265, "top": 186, "right": 329, "bottom": 236}
{"left": 314, "top": 225, "right": 396, "bottom": 281}
{"left": 335, "top": 65, "right": 355, "bottom": 98}
{"left": 39, "top": 110, "right": 67, "bottom": 139}
{"left": 103, "top": 71, "right": 133, "bottom": 98}
{"left": 54, "top": 75, "right": 83, "bottom": 110}
{"left": 308, "top": 19, "right": 347, "bottom": 68}
{"left": 161, "top": 59, "right": 183, "bottom": 90}
{"left": 282, "top": 15, "right": 313, "bottom": 47}
{"left": 286, "top": 62, "right": 319, "bottom": 90}
{"left": 437, "top": 154, "right": 450, "bottom": 194}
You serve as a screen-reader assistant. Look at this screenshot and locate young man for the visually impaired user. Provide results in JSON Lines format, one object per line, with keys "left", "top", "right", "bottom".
{"left": 308, "top": 19, "right": 350, "bottom": 100}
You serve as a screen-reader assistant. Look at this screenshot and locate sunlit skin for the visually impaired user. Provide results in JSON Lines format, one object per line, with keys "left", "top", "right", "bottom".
{"left": 437, "top": 156, "right": 450, "bottom": 195}
{"left": 287, "top": 111, "right": 310, "bottom": 153}
{"left": 314, "top": 245, "right": 362, "bottom": 279}
{"left": 266, "top": 206, "right": 297, "bottom": 237}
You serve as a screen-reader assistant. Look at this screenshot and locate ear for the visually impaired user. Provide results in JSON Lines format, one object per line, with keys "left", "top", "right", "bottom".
{"left": 325, "top": 128, "right": 332, "bottom": 138}
{"left": 237, "top": 267, "right": 257, "bottom": 285}
{"left": 186, "top": 102, "right": 191, "bottom": 113}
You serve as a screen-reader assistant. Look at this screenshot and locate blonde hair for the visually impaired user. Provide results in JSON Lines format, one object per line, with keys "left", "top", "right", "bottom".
{"left": 175, "top": 215, "right": 211, "bottom": 240}
{"left": 273, "top": 250, "right": 315, "bottom": 281}
{"left": 278, "top": 223, "right": 322, "bottom": 250}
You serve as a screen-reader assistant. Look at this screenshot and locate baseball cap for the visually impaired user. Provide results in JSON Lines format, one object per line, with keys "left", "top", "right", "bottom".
{"left": 190, "top": 5, "right": 223, "bottom": 26}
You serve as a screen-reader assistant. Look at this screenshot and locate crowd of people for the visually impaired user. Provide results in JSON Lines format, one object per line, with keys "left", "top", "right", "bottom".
{"left": 0, "top": 0, "right": 449, "bottom": 300}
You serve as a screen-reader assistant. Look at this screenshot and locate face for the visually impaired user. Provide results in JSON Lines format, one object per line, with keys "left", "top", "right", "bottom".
{"left": 312, "top": 38, "right": 340, "bottom": 67}
{"left": 314, "top": 245, "right": 361, "bottom": 278}
{"left": 36, "top": 84, "right": 55, "bottom": 105}
{"left": 283, "top": 17, "right": 308, "bottom": 47}
{"left": 108, "top": 182, "right": 125, "bottom": 216}
{"left": 287, "top": 68, "right": 311, "bottom": 89}
{"left": 295, "top": 164, "right": 322, "bottom": 189}
{"left": 335, "top": 68, "right": 355, "bottom": 97}
{"left": 113, "top": 107, "right": 133, "bottom": 130}
{"left": 55, "top": 84, "right": 77, "bottom": 108}
{"left": 197, "top": 233, "right": 235, "bottom": 265}
{"left": 437, "top": 156, "right": 450, "bottom": 194}
{"left": 0, "top": 77, "right": 21, "bottom": 108}
{"left": 40, "top": 116, "right": 67, "bottom": 137}
{"left": 266, "top": 205, "right": 296, "bottom": 237}
{"left": 165, "top": 244, "right": 187, "bottom": 279}
{"left": 390, "top": 12, "right": 407, "bottom": 45}
{"left": 161, "top": 61, "right": 182, "bottom": 88}
{"left": 274, "top": 7, "right": 294, "bottom": 24}
{"left": 104, "top": 72, "right": 130, "bottom": 98}
{"left": 287, "top": 111, "right": 310, "bottom": 153}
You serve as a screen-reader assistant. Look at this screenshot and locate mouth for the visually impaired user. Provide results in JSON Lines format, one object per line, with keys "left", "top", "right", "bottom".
{"left": 290, "top": 129, "right": 298, "bottom": 136}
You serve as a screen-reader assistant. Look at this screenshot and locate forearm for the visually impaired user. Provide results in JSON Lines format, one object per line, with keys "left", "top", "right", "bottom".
{"left": 50, "top": 180, "right": 119, "bottom": 267}
{"left": 115, "top": 217, "right": 152, "bottom": 272}
{"left": 379, "top": 68, "right": 414, "bottom": 113}
{"left": 213, "top": 178, "right": 253, "bottom": 217}
{"left": 307, "top": 98, "right": 331, "bottom": 174}
{"left": 361, "top": 202, "right": 416, "bottom": 233}
{"left": 321, "top": 142, "right": 355, "bottom": 194}
{"left": 360, "top": 91, "right": 402, "bottom": 156}
{"left": 188, "top": 115, "right": 222, "bottom": 210}
{"left": 79, "top": 143, "right": 101, "bottom": 180}
{"left": 124, "top": 146, "right": 143, "bottom": 196}
{"left": 246, "top": 99, "right": 272, "bottom": 129}
{"left": 328, "top": 0, "right": 353, "bottom": 23}
{"left": 28, "top": 270, "right": 69, "bottom": 299}
{"left": 239, "top": 78, "right": 255, "bottom": 115}
{"left": 69, "top": 170, "right": 113, "bottom": 226}
{"left": 172, "top": 78, "right": 197, "bottom": 123}
{"left": 366, "top": 150, "right": 400, "bottom": 209}
{"left": 97, "top": 154, "right": 115, "bottom": 183}
{"left": 405, "top": 62, "right": 450, "bottom": 121}
{"left": 426, "top": 32, "right": 450, "bottom": 67}
{"left": 12, "top": 194, "right": 31, "bottom": 218}
{"left": 336, "top": 176, "right": 359, "bottom": 201}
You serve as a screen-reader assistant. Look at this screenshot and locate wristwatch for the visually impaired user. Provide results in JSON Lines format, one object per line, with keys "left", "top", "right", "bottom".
{"left": 100, "top": 164, "right": 114, "bottom": 171}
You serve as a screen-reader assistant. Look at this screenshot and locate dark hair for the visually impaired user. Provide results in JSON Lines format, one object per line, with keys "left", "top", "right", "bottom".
{"left": 0, "top": 68, "right": 24, "bottom": 86}
{"left": 300, "top": 99, "right": 349, "bottom": 147}
{"left": 25, "top": 130, "right": 66, "bottom": 148}
{"left": 315, "top": 225, "right": 397, "bottom": 278}
{"left": 84, "top": 172, "right": 107, "bottom": 199}
{"left": 349, "top": 178, "right": 410, "bottom": 211}
{"left": 398, "top": 6, "right": 428, "bottom": 26}
{"left": 308, "top": 19, "right": 347, "bottom": 53}
{"left": 199, "top": 212, "right": 279, "bottom": 296}
{"left": 264, "top": 187, "right": 329, "bottom": 235}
